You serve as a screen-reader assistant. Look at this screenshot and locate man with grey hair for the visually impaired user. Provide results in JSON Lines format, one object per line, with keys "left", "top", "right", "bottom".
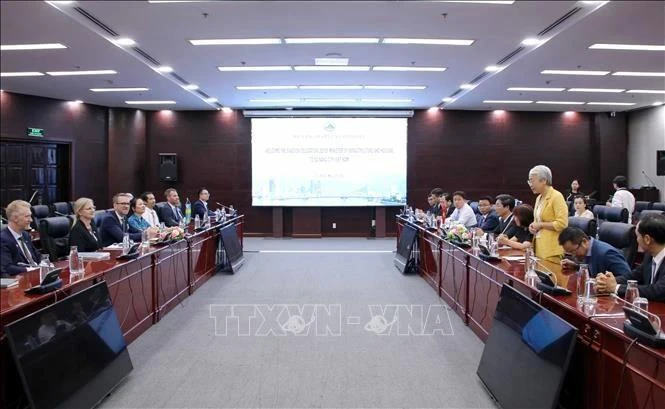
{"left": 527, "top": 165, "right": 568, "bottom": 261}
{"left": 1, "top": 200, "right": 42, "bottom": 275}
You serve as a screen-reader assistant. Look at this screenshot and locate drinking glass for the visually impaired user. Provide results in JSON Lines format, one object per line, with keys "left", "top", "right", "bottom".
{"left": 625, "top": 280, "right": 639, "bottom": 305}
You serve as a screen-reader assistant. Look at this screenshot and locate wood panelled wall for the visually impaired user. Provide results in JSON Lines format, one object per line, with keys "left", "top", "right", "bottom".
{"left": 0, "top": 91, "right": 628, "bottom": 235}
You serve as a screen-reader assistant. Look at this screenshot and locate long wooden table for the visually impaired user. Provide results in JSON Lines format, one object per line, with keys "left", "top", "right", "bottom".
{"left": 397, "top": 216, "right": 665, "bottom": 409}
{"left": 1, "top": 215, "right": 244, "bottom": 408}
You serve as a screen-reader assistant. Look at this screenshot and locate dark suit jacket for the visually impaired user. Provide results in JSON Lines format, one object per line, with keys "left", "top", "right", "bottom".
{"left": 192, "top": 200, "right": 214, "bottom": 220}
{"left": 99, "top": 211, "right": 142, "bottom": 247}
{"left": 68, "top": 220, "right": 101, "bottom": 252}
{"left": 1, "top": 227, "right": 41, "bottom": 276}
{"left": 158, "top": 203, "right": 183, "bottom": 227}
{"left": 494, "top": 214, "right": 519, "bottom": 238}
{"left": 616, "top": 254, "right": 665, "bottom": 301}
{"left": 477, "top": 211, "right": 500, "bottom": 233}
{"left": 584, "top": 238, "right": 631, "bottom": 278}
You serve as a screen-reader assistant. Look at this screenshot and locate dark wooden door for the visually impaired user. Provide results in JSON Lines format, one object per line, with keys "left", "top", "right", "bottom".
{"left": 0, "top": 141, "right": 68, "bottom": 207}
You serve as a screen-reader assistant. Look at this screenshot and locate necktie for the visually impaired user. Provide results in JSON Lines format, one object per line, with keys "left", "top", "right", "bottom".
{"left": 174, "top": 206, "right": 182, "bottom": 221}
{"left": 652, "top": 260, "right": 658, "bottom": 284}
{"left": 19, "top": 236, "right": 36, "bottom": 266}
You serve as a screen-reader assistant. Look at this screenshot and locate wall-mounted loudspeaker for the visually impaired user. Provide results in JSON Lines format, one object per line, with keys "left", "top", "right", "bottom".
{"left": 159, "top": 153, "right": 178, "bottom": 182}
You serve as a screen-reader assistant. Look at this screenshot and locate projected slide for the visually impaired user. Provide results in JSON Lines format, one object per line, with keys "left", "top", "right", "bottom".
{"left": 252, "top": 118, "right": 407, "bottom": 207}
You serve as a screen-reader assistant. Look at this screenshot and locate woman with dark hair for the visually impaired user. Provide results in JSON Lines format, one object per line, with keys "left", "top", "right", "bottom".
{"left": 565, "top": 179, "right": 584, "bottom": 202}
{"left": 573, "top": 195, "right": 594, "bottom": 219}
{"left": 127, "top": 197, "right": 153, "bottom": 232}
{"left": 607, "top": 175, "right": 636, "bottom": 223}
{"left": 497, "top": 204, "right": 534, "bottom": 250}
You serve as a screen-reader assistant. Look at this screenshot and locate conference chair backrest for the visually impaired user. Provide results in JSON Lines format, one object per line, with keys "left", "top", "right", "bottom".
{"left": 598, "top": 221, "right": 637, "bottom": 266}
{"left": 652, "top": 202, "right": 665, "bottom": 212}
{"left": 469, "top": 201, "right": 479, "bottom": 215}
{"left": 567, "top": 201, "right": 575, "bottom": 217}
{"left": 634, "top": 201, "right": 651, "bottom": 215}
{"left": 568, "top": 217, "right": 597, "bottom": 238}
{"left": 52, "top": 201, "right": 72, "bottom": 216}
{"left": 592, "top": 205, "right": 608, "bottom": 221}
{"left": 639, "top": 209, "right": 665, "bottom": 221}
{"left": 93, "top": 210, "right": 107, "bottom": 227}
{"left": 30, "top": 204, "right": 51, "bottom": 230}
{"left": 39, "top": 216, "right": 72, "bottom": 261}
{"left": 601, "top": 206, "right": 629, "bottom": 224}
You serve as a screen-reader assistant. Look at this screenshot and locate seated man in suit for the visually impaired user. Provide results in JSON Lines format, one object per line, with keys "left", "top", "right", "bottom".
{"left": 493, "top": 194, "right": 519, "bottom": 238}
{"left": 192, "top": 188, "right": 215, "bottom": 221}
{"left": 159, "top": 188, "right": 183, "bottom": 227}
{"left": 140, "top": 191, "right": 161, "bottom": 227}
{"left": 475, "top": 196, "right": 499, "bottom": 234}
{"left": 558, "top": 226, "right": 631, "bottom": 278}
{"left": 596, "top": 213, "right": 665, "bottom": 301}
{"left": 99, "top": 193, "right": 142, "bottom": 247}
{"left": 1, "top": 200, "right": 42, "bottom": 275}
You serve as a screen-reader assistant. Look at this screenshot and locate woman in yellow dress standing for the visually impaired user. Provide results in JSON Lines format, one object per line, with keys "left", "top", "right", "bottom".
{"left": 527, "top": 165, "right": 569, "bottom": 262}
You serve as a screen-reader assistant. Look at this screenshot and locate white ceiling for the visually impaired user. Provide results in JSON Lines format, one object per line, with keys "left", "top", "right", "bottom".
{"left": 1, "top": 0, "right": 663, "bottom": 112}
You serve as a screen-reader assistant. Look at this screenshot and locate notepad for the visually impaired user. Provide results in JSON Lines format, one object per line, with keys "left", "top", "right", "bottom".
{"left": 503, "top": 255, "right": 525, "bottom": 261}
{"left": 1, "top": 278, "right": 19, "bottom": 289}
{"left": 79, "top": 252, "right": 111, "bottom": 261}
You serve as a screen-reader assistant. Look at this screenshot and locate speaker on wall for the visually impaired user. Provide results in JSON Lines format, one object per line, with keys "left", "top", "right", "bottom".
{"left": 159, "top": 153, "right": 178, "bottom": 182}
{"left": 658, "top": 151, "right": 665, "bottom": 176}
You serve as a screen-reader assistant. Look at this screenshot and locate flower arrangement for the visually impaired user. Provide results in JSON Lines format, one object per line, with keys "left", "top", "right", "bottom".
{"left": 446, "top": 223, "right": 470, "bottom": 243}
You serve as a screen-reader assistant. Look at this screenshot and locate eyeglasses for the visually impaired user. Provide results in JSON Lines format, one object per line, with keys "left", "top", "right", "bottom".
{"left": 526, "top": 179, "right": 535, "bottom": 186}
{"left": 564, "top": 243, "right": 582, "bottom": 257}
{"left": 117, "top": 202, "right": 130, "bottom": 206}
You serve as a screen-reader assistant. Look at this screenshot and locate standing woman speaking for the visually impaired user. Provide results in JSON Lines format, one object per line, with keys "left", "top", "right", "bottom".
{"left": 527, "top": 165, "right": 569, "bottom": 262}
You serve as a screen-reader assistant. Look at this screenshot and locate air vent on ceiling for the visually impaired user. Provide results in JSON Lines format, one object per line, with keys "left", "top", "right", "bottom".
{"left": 496, "top": 46, "right": 524, "bottom": 66}
{"left": 170, "top": 73, "right": 188, "bottom": 84}
{"left": 196, "top": 90, "right": 210, "bottom": 98}
{"left": 538, "top": 8, "right": 581, "bottom": 36}
{"left": 470, "top": 72, "right": 489, "bottom": 84}
{"left": 132, "top": 47, "right": 160, "bottom": 66}
{"left": 450, "top": 90, "right": 463, "bottom": 98}
{"left": 74, "top": 7, "right": 118, "bottom": 36}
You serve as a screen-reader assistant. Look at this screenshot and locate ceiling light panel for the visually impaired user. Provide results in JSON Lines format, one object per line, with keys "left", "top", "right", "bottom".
{"left": 235, "top": 85, "right": 298, "bottom": 90}
{"left": 284, "top": 38, "right": 379, "bottom": 44}
{"left": 373, "top": 66, "right": 447, "bottom": 72}
{"left": 90, "top": 87, "right": 149, "bottom": 92}
{"left": 364, "top": 85, "right": 426, "bottom": 90}
{"left": 536, "top": 101, "right": 586, "bottom": 105}
{"left": 1, "top": 43, "right": 67, "bottom": 50}
{"left": 299, "top": 85, "right": 363, "bottom": 90}
{"left": 189, "top": 38, "right": 282, "bottom": 45}
{"left": 612, "top": 71, "right": 665, "bottom": 77}
{"left": 47, "top": 70, "right": 117, "bottom": 76}
{"left": 586, "top": 102, "right": 636, "bottom": 106}
{"left": 541, "top": 69, "right": 609, "bottom": 76}
{"left": 0, "top": 71, "right": 45, "bottom": 77}
{"left": 507, "top": 87, "right": 565, "bottom": 92}
{"left": 218, "top": 66, "right": 292, "bottom": 71}
{"left": 589, "top": 43, "right": 665, "bottom": 51}
{"left": 483, "top": 100, "right": 533, "bottom": 103}
{"left": 294, "top": 66, "right": 370, "bottom": 71}
{"left": 568, "top": 88, "right": 625, "bottom": 93}
{"left": 383, "top": 38, "right": 474, "bottom": 45}
{"left": 626, "top": 89, "right": 665, "bottom": 94}
{"left": 125, "top": 100, "right": 176, "bottom": 104}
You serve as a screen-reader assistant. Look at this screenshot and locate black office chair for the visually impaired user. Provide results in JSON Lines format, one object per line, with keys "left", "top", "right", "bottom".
{"left": 93, "top": 210, "right": 107, "bottom": 227}
{"left": 594, "top": 205, "right": 628, "bottom": 224}
{"left": 39, "top": 216, "right": 72, "bottom": 261}
{"left": 652, "top": 202, "right": 665, "bottom": 212}
{"left": 592, "top": 204, "right": 608, "bottom": 221}
{"left": 598, "top": 222, "right": 637, "bottom": 267}
{"left": 639, "top": 209, "right": 665, "bottom": 221}
{"left": 52, "top": 201, "right": 72, "bottom": 216}
{"left": 568, "top": 216, "right": 597, "bottom": 238}
{"left": 30, "top": 204, "right": 51, "bottom": 230}
{"left": 634, "top": 201, "right": 651, "bottom": 220}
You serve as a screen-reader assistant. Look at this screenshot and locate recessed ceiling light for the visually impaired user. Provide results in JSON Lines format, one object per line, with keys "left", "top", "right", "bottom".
{"left": 364, "top": 85, "right": 427, "bottom": 90}
{"left": 383, "top": 38, "right": 475, "bottom": 46}
{"left": 442, "top": 0, "right": 515, "bottom": 4}
{"left": 46, "top": 1, "right": 74, "bottom": 5}
{"left": 299, "top": 85, "right": 363, "bottom": 90}
{"left": 568, "top": 88, "right": 625, "bottom": 93}
{"left": 521, "top": 37, "right": 544, "bottom": 46}
{"left": 46, "top": 69, "right": 117, "bottom": 76}
{"left": 612, "top": 71, "right": 665, "bottom": 77}
{"left": 460, "top": 83, "right": 476, "bottom": 89}
{"left": 589, "top": 43, "right": 665, "bottom": 51}
{"left": 360, "top": 98, "right": 413, "bottom": 103}
{"left": 483, "top": 100, "right": 533, "bottom": 103}
{"left": 442, "top": 97, "right": 455, "bottom": 102}
{"left": 294, "top": 66, "right": 370, "bottom": 71}
{"left": 249, "top": 99, "right": 300, "bottom": 103}
{"left": 204, "top": 97, "right": 217, "bottom": 103}
{"left": 564, "top": 111, "right": 576, "bottom": 116}
{"left": 626, "top": 90, "right": 665, "bottom": 94}
{"left": 485, "top": 65, "right": 504, "bottom": 72}
{"left": 541, "top": 69, "right": 609, "bottom": 76}
{"left": 183, "top": 84, "right": 199, "bottom": 90}
{"left": 1, "top": 43, "right": 67, "bottom": 51}
{"left": 507, "top": 87, "right": 565, "bottom": 92}
{"left": 90, "top": 87, "right": 149, "bottom": 92}
{"left": 373, "top": 66, "right": 447, "bottom": 72}
{"left": 156, "top": 66, "right": 173, "bottom": 73}
{"left": 125, "top": 100, "right": 176, "bottom": 104}
{"left": 314, "top": 58, "right": 349, "bottom": 66}
{"left": 148, "top": 0, "right": 209, "bottom": 3}
{"left": 653, "top": 102, "right": 664, "bottom": 106}
{"left": 218, "top": 66, "right": 292, "bottom": 71}
{"left": 114, "top": 38, "right": 136, "bottom": 46}
{"left": 0, "top": 71, "right": 45, "bottom": 77}
{"left": 284, "top": 38, "right": 380, "bottom": 44}
{"left": 70, "top": 99, "right": 83, "bottom": 104}
{"left": 536, "top": 101, "right": 586, "bottom": 105}
{"left": 235, "top": 85, "right": 298, "bottom": 90}
{"left": 189, "top": 38, "right": 282, "bottom": 45}
{"left": 493, "top": 110, "right": 506, "bottom": 115}
{"left": 221, "top": 107, "right": 233, "bottom": 113}
{"left": 304, "top": 98, "right": 357, "bottom": 103}
{"left": 587, "top": 102, "right": 636, "bottom": 106}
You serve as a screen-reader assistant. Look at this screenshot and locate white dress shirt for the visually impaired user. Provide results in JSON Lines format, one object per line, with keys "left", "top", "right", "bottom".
{"left": 142, "top": 207, "right": 160, "bottom": 227}
{"left": 611, "top": 189, "right": 635, "bottom": 224}
{"left": 450, "top": 203, "right": 478, "bottom": 228}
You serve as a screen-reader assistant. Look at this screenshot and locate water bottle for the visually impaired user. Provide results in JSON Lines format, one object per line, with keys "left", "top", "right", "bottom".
{"left": 69, "top": 246, "right": 82, "bottom": 274}
{"left": 185, "top": 198, "right": 192, "bottom": 224}
{"left": 524, "top": 247, "right": 538, "bottom": 286}
{"left": 203, "top": 211, "right": 210, "bottom": 227}
{"left": 194, "top": 214, "right": 201, "bottom": 229}
{"left": 577, "top": 264, "right": 590, "bottom": 302}
{"left": 141, "top": 229, "right": 150, "bottom": 249}
{"left": 122, "top": 232, "right": 131, "bottom": 255}
{"left": 39, "top": 254, "right": 51, "bottom": 281}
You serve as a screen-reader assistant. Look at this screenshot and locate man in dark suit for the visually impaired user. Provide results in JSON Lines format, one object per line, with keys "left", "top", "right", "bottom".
{"left": 558, "top": 226, "right": 631, "bottom": 277}
{"left": 99, "top": 193, "right": 142, "bottom": 247}
{"left": 1, "top": 200, "right": 42, "bottom": 275}
{"left": 597, "top": 213, "right": 665, "bottom": 301}
{"left": 493, "top": 194, "right": 519, "bottom": 238}
{"left": 476, "top": 196, "right": 500, "bottom": 233}
{"left": 159, "top": 188, "right": 183, "bottom": 227}
{"left": 192, "top": 188, "right": 215, "bottom": 221}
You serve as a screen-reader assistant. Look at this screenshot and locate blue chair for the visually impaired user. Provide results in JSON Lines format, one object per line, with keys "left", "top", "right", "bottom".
{"left": 469, "top": 201, "right": 479, "bottom": 215}
{"left": 30, "top": 204, "right": 50, "bottom": 230}
{"left": 598, "top": 222, "right": 637, "bottom": 266}
{"left": 39, "top": 216, "right": 72, "bottom": 261}
{"left": 568, "top": 217, "right": 597, "bottom": 238}
{"left": 639, "top": 209, "right": 665, "bottom": 221}
{"left": 652, "top": 202, "right": 665, "bottom": 212}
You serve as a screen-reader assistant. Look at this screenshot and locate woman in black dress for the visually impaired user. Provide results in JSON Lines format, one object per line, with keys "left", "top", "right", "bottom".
{"left": 69, "top": 197, "right": 101, "bottom": 252}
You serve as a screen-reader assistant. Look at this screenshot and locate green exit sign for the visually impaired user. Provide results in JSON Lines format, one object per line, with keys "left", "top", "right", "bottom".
{"left": 27, "top": 127, "right": 45, "bottom": 137}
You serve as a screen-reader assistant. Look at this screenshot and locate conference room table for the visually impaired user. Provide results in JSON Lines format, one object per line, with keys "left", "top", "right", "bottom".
{"left": 396, "top": 215, "right": 664, "bottom": 409}
{"left": 0, "top": 215, "right": 244, "bottom": 408}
